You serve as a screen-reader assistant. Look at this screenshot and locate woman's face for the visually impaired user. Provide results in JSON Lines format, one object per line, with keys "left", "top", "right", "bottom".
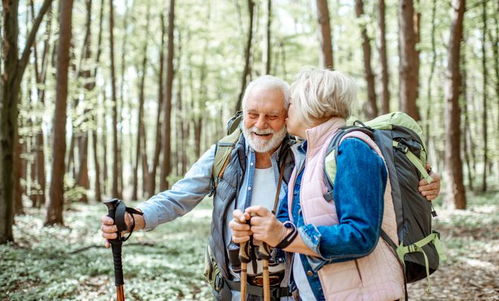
{"left": 286, "top": 101, "right": 307, "bottom": 138}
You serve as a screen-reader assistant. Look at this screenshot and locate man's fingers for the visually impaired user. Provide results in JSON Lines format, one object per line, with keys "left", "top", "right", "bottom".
{"left": 229, "top": 219, "right": 250, "bottom": 231}
{"left": 105, "top": 240, "right": 110, "bottom": 248}
{"left": 233, "top": 209, "right": 250, "bottom": 223}
{"left": 245, "top": 205, "right": 270, "bottom": 217}
{"left": 101, "top": 223, "right": 118, "bottom": 234}
{"left": 232, "top": 235, "right": 250, "bottom": 244}
{"left": 101, "top": 215, "right": 115, "bottom": 225}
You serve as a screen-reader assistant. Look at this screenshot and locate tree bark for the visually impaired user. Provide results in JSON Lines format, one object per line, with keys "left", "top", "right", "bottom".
{"left": 159, "top": 0, "right": 176, "bottom": 191}
{"left": 316, "top": 0, "right": 334, "bottom": 69}
{"left": 46, "top": 0, "right": 74, "bottom": 225}
{"left": 378, "top": 0, "right": 390, "bottom": 114}
{"left": 133, "top": 6, "right": 150, "bottom": 201}
{"left": 355, "top": 0, "right": 377, "bottom": 119}
{"left": 481, "top": 0, "right": 488, "bottom": 192}
{"left": 235, "top": 0, "right": 255, "bottom": 112}
{"left": 444, "top": 0, "right": 466, "bottom": 210}
{"left": 1, "top": 0, "right": 53, "bottom": 243}
{"left": 109, "top": 0, "right": 121, "bottom": 198}
{"left": 146, "top": 13, "right": 166, "bottom": 197}
{"left": 265, "top": 0, "right": 272, "bottom": 74}
{"left": 398, "top": 0, "right": 421, "bottom": 120}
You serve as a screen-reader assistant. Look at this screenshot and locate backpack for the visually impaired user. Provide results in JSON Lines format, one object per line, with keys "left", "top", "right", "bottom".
{"left": 210, "top": 111, "right": 243, "bottom": 194}
{"left": 323, "top": 112, "right": 446, "bottom": 292}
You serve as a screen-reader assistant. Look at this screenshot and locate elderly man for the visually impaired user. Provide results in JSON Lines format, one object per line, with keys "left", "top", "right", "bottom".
{"left": 101, "top": 75, "right": 441, "bottom": 301}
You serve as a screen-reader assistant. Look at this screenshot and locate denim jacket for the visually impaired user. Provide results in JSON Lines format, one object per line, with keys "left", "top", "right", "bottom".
{"left": 277, "top": 138, "right": 387, "bottom": 300}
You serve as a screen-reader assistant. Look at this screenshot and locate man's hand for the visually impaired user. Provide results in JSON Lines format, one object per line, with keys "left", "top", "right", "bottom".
{"left": 244, "top": 206, "right": 288, "bottom": 248}
{"left": 229, "top": 209, "right": 252, "bottom": 244}
{"left": 418, "top": 164, "right": 441, "bottom": 201}
{"left": 100, "top": 213, "right": 133, "bottom": 248}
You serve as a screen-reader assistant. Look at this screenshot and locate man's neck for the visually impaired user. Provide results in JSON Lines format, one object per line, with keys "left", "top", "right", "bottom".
{"left": 254, "top": 146, "right": 279, "bottom": 168}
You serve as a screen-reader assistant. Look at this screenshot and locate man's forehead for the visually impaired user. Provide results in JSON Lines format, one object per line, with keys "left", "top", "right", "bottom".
{"left": 245, "top": 89, "right": 286, "bottom": 112}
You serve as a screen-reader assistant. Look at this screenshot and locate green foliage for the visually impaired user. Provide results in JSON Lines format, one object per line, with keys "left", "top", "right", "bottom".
{"left": 0, "top": 200, "right": 213, "bottom": 300}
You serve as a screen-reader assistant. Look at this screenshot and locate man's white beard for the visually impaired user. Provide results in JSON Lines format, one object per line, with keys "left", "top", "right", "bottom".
{"left": 242, "top": 124, "right": 287, "bottom": 153}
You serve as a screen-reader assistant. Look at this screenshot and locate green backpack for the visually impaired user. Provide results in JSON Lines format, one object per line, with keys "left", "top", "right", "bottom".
{"left": 324, "top": 112, "right": 446, "bottom": 294}
{"left": 210, "top": 111, "right": 243, "bottom": 193}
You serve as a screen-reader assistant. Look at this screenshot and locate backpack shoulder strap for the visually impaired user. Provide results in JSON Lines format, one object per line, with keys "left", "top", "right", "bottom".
{"left": 323, "top": 126, "right": 375, "bottom": 202}
{"left": 211, "top": 128, "right": 242, "bottom": 193}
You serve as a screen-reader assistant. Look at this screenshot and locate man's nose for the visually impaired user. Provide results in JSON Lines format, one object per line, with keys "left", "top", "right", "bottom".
{"left": 254, "top": 115, "right": 268, "bottom": 129}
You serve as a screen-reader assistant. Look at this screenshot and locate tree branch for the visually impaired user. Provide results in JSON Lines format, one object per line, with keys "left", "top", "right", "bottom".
{"left": 18, "top": 0, "right": 53, "bottom": 79}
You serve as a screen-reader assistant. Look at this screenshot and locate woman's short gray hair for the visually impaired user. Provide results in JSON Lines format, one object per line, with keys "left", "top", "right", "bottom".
{"left": 290, "top": 69, "right": 355, "bottom": 125}
{"left": 242, "top": 75, "right": 290, "bottom": 110}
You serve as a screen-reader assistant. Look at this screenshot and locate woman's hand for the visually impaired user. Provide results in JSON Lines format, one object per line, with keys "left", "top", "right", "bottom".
{"left": 229, "top": 209, "right": 252, "bottom": 244}
{"left": 245, "top": 206, "right": 288, "bottom": 247}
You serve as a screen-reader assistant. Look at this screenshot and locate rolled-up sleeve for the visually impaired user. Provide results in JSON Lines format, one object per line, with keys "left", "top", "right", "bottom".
{"left": 137, "top": 145, "right": 215, "bottom": 231}
{"left": 298, "top": 138, "right": 387, "bottom": 260}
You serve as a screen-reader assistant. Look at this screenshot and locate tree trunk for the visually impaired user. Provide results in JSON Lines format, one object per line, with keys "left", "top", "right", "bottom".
{"left": 1, "top": 0, "right": 53, "bottom": 243}
{"left": 265, "top": 0, "right": 272, "bottom": 74}
{"left": 425, "top": 0, "right": 437, "bottom": 148}
{"left": 159, "top": 0, "right": 176, "bottom": 191}
{"left": 91, "top": 0, "right": 105, "bottom": 203}
{"left": 133, "top": 6, "right": 151, "bottom": 201}
{"left": 13, "top": 136, "right": 24, "bottom": 215}
{"left": 109, "top": 0, "right": 121, "bottom": 198}
{"left": 147, "top": 13, "right": 166, "bottom": 197}
{"left": 31, "top": 0, "right": 53, "bottom": 208}
{"left": 76, "top": 0, "right": 95, "bottom": 204}
{"left": 481, "top": 0, "right": 488, "bottom": 192}
{"left": 444, "top": 0, "right": 466, "bottom": 210}
{"left": 398, "top": 0, "right": 421, "bottom": 120}
{"left": 46, "top": 0, "right": 74, "bottom": 225}
{"left": 355, "top": 0, "right": 377, "bottom": 119}
{"left": 378, "top": 0, "right": 390, "bottom": 114}
{"left": 234, "top": 0, "right": 255, "bottom": 112}
{"left": 316, "top": 0, "right": 334, "bottom": 69}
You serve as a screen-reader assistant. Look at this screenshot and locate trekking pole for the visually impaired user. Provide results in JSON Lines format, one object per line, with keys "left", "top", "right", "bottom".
{"left": 257, "top": 243, "right": 271, "bottom": 301}
{"left": 239, "top": 240, "right": 250, "bottom": 301}
{"left": 104, "top": 199, "right": 127, "bottom": 301}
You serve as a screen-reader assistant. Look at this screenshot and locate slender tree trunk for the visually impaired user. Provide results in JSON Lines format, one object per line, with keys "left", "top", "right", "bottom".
{"left": 398, "top": 0, "right": 421, "bottom": 120}
{"left": 265, "top": 0, "right": 272, "bottom": 74}
{"left": 425, "top": 0, "right": 437, "bottom": 148}
{"left": 159, "top": 0, "right": 176, "bottom": 191}
{"left": 147, "top": 13, "right": 166, "bottom": 197}
{"left": 355, "top": 0, "right": 377, "bottom": 119}
{"left": 1, "top": 0, "right": 53, "bottom": 243}
{"left": 46, "top": 0, "right": 74, "bottom": 225}
{"left": 462, "top": 48, "right": 473, "bottom": 191}
{"left": 109, "top": 0, "right": 121, "bottom": 198}
{"left": 378, "top": 0, "right": 390, "bottom": 114}
{"left": 13, "top": 136, "right": 24, "bottom": 215}
{"left": 75, "top": 0, "right": 95, "bottom": 204}
{"left": 91, "top": 0, "right": 105, "bottom": 202}
{"left": 133, "top": 7, "right": 150, "bottom": 201}
{"left": 235, "top": 0, "right": 255, "bottom": 112}
{"left": 31, "top": 1, "right": 53, "bottom": 208}
{"left": 316, "top": 0, "right": 334, "bottom": 69}
{"left": 444, "top": 0, "right": 466, "bottom": 210}
{"left": 481, "top": 0, "right": 488, "bottom": 192}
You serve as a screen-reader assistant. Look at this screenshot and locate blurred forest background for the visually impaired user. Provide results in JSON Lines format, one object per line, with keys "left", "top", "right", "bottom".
{"left": 0, "top": 0, "right": 498, "bottom": 300}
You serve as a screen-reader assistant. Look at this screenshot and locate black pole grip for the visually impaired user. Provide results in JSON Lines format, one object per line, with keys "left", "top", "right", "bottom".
{"left": 104, "top": 198, "right": 125, "bottom": 287}
{"left": 111, "top": 243, "right": 124, "bottom": 286}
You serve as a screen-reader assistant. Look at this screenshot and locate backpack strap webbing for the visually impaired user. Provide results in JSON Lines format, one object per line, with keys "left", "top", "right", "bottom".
{"left": 392, "top": 141, "right": 433, "bottom": 183}
{"left": 212, "top": 128, "right": 242, "bottom": 192}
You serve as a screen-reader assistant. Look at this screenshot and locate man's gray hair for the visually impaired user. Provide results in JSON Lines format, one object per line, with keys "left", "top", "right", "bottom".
{"left": 290, "top": 69, "right": 355, "bottom": 125}
{"left": 241, "top": 75, "right": 290, "bottom": 110}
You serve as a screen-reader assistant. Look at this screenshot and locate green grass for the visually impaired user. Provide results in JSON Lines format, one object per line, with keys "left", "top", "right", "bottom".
{"left": 1, "top": 192, "right": 498, "bottom": 300}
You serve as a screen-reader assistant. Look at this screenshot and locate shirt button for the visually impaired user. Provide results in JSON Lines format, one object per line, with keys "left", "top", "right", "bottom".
{"left": 248, "top": 186, "right": 252, "bottom": 191}
{"left": 250, "top": 162, "right": 254, "bottom": 166}
{"left": 306, "top": 270, "right": 314, "bottom": 276}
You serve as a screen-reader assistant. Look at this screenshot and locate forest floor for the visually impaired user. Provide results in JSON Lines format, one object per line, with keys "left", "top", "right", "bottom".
{"left": 0, "top": 192, "right": 498, "bottom": 301}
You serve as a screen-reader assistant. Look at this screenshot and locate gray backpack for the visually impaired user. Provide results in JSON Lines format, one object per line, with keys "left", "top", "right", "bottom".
{"left": 324, "top": 112, "right": 446, "bottom": 295}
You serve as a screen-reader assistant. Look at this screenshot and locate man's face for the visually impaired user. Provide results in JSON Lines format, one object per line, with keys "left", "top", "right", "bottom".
{"left": 242, "top": 87, "right": 287, "bottom": 153}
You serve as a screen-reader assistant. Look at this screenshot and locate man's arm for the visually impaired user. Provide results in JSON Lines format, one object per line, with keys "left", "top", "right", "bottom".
{"left": 101, "top": 145, "right": 216, "bottom": 246}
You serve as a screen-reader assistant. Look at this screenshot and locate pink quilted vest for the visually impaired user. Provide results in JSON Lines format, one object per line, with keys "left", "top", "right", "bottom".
{"left": 287, "top": 118, "right": 404, "bottom": 301}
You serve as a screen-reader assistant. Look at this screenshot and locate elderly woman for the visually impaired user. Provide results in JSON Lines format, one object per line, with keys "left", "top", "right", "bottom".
{"left": 230, "top": 69, "right": 405, "bottom": 301}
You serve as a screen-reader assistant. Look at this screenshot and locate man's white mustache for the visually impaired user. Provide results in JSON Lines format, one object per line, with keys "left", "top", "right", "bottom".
{"left": 249, "top": 127, "right": 274, "bottom": 135}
